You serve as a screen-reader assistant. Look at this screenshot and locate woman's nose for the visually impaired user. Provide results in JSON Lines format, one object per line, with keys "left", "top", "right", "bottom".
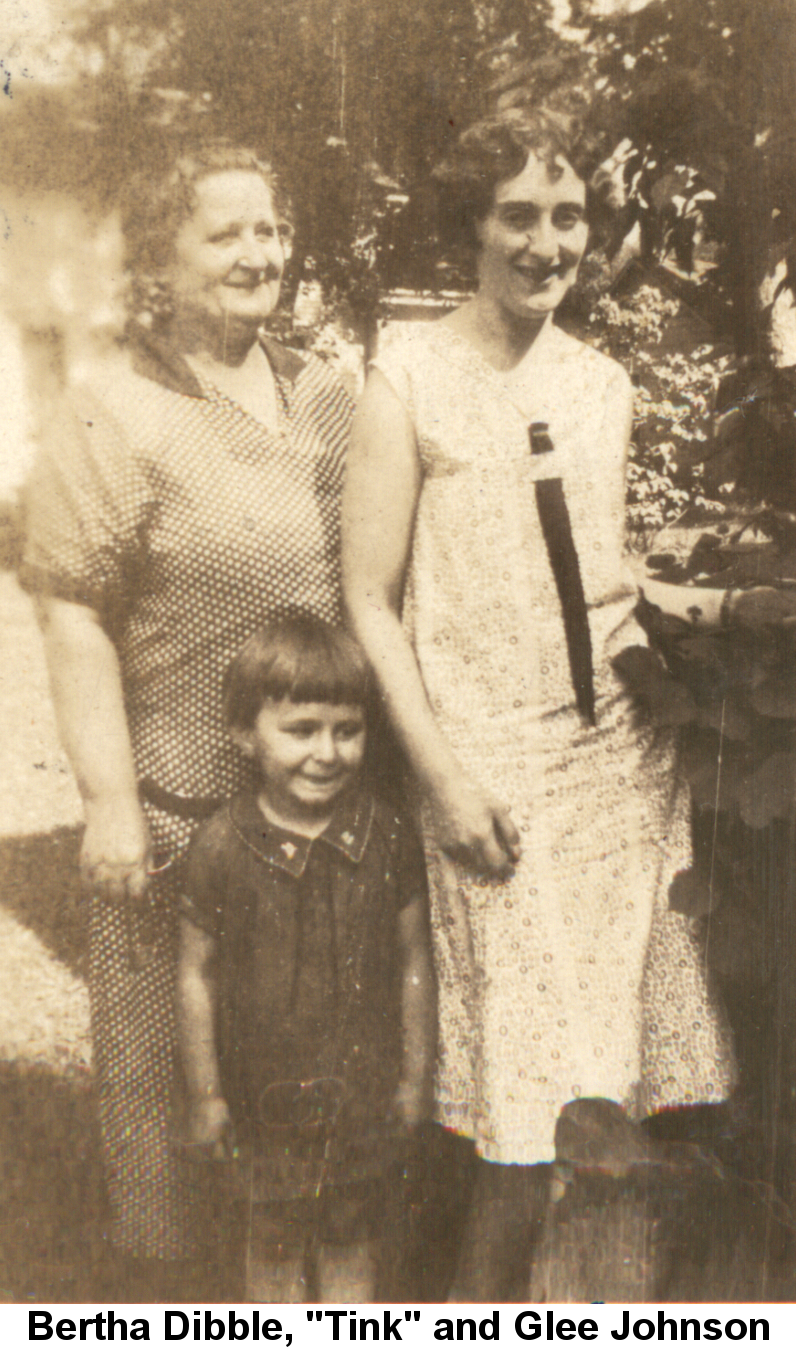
{"left": 239, "top": 231, "right": 281, "bottom": 271}
{"left": 528, "top": 215, "right": 560, "bottom": 261}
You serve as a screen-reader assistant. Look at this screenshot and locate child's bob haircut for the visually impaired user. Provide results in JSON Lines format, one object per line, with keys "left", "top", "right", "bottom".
{"left": 223, "top": 617, "right": 370, "bottom": 732}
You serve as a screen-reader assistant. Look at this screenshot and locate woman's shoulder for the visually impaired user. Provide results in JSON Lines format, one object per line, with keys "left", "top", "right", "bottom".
{"left": 371, "top": 320, "right": 455, "bottom": 403}
{"left": 68, "top": 347, "right": 195, "bottom": 450}
{"left": 548, "top": 325, "right": 632, "bottom": 394}
{"left": 376, "top": 319, "right": 446, "bottom": 362}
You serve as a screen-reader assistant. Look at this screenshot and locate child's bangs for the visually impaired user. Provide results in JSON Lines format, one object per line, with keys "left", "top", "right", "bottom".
{"left": 224, "top": 618, "right": 370, "bottom": 730}
{"left": 273, "top": 640, "right": 368, "bottom": 707}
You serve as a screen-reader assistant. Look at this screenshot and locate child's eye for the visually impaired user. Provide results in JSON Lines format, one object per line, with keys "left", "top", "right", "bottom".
{"left": 285, "top": 723, "right": 317, "bottom": 738}
{"left": 336, "top": 723, "right": 364, "bottom": 740}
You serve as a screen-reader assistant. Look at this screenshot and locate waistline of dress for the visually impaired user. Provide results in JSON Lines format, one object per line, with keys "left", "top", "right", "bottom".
{"left": 139, "top": 775, "right": 223, "bottom": 822}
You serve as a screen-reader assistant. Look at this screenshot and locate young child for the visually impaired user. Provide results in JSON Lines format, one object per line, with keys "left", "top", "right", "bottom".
{"left": 176, "top": 617, "right": 436, "bottom": 1302}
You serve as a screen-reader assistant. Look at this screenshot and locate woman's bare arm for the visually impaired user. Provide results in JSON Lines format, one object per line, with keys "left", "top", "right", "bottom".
{"left": 35, "top": 594, "right": 152, "bottom": 900}
{"left": 342, "top": 369, "right": 519, "bottom": 872}
{"left": 635, "top": 574, "right": 796, "bottom": 630}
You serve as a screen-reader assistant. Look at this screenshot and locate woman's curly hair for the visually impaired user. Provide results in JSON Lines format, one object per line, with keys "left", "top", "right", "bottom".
{"left": 432, "top": 107, "right": 607, "bottom": 259}
{"left": 120, "top": 142, "right": 293, "bottom": 330}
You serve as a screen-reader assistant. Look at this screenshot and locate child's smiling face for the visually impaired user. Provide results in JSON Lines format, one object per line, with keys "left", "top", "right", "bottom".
{"left": 234, "top": 699, "right": 366, "bottom": 825}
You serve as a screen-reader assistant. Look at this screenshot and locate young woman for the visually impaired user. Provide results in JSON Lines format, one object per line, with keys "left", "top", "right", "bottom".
{"left": 342, "top": 108, "right": 738, "bottom": 1300}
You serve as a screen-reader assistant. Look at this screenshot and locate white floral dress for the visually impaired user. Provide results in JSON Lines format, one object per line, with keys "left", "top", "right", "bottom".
{"left": 373, "top": 319, "right": 735, "bottom": 1166}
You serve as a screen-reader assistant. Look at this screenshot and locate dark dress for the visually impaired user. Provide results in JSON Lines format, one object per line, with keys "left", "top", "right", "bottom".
{"left": 180, "top": 789, "right": 426, "bottom": 1241}
{"left": 19, "top": 328, "right": 352, "bottom": 1258}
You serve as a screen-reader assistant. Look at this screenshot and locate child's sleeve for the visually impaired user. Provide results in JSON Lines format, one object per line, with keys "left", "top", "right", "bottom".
{"left": 179, "top": 815, "right": 230, "bottom": 940}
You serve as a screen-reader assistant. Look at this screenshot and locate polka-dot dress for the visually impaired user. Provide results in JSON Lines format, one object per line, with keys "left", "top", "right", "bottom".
{"left": 373, "top": 320, "right": 735, "bottom": 1167}
{"left": 20, "top": 331, "right": 352, "bottom": 1258}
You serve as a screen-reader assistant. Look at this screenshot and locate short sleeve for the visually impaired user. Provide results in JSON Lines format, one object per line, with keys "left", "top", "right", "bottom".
{"left": 178, "top": 812, "right": 231, "bottom": 939}
{"left": 369, "top": 324, "right": 417, "bottom": 416}
{"left": 18, "top": 385, "right": 154, "bottom": 624}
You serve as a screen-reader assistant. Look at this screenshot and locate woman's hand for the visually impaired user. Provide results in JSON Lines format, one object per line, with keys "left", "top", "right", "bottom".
{"left": 429, "top": 771, "right": 521, "bottom": 875}
{"left": 80, "top": 795, "right": 153, "bottom": 903}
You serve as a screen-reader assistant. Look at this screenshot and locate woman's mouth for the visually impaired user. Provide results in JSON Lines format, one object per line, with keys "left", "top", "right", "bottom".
{"left": 513, "top": 263, "right": 566, "bottom": 286}
{"left": 224, "top": 270, "right": 279, "bottom": 290}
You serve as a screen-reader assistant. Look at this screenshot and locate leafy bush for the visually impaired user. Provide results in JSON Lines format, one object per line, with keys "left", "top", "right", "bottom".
{"left": 580, "top": 280, "right": 730, "bottom": 548}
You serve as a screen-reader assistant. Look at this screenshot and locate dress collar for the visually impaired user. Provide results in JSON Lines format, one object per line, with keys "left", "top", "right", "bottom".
{"left": 126, "top": 323, "right": 307, "bottom": 399}
{"left": 432, "top": 311, "right": 561, "bottom": 377}
{"left": 226, "top": 789, "right": 375, "bottom": 878}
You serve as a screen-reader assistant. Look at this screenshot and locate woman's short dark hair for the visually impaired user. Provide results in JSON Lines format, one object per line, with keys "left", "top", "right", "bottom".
{"left": 121, "top": 142, "right": 292, "bottom": 327}
{"left": 223, "top": 617, "right": 370, "bottom": 732}
{"left": 432, "top": 107, "right": 606, "bottom": 257}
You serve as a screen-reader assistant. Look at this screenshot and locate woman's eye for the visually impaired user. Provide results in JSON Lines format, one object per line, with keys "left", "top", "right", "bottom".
{"left": 554, "top": 210, "right": 585, "bottom": 230}
{"left": 503, "top": 212, "right": 534, "bottom": 230}
{"left": 255, "top": 226, "right": 276, "bottom": 240}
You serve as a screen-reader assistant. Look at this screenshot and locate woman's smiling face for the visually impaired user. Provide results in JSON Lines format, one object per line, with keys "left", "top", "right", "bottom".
{"left": 165, "top": 170, "right": 287, "bottom": 336}
{"left": 475, "top": 152, "right": 588, "bottom": 322}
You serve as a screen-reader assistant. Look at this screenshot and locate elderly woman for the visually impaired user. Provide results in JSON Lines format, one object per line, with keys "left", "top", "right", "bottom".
{"left": 342, "top": 108, "right": 743, "bottom": 1300}
{"left": 20, "top": 144, "right": 352, "bottom": 1294}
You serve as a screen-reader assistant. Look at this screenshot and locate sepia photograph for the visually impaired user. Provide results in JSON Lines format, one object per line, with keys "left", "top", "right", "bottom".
{"left": 1, "top": 0, "right": 795, "bottom": 1309}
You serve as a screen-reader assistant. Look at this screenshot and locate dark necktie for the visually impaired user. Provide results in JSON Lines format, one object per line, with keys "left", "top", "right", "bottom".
{"left": 530, "top": 422, "right": 596, "bottom": 725}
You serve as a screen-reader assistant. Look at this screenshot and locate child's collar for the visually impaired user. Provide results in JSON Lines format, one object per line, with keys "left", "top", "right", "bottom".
{"left": 226, "top": 787, "right": 375, "bottom": 877}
